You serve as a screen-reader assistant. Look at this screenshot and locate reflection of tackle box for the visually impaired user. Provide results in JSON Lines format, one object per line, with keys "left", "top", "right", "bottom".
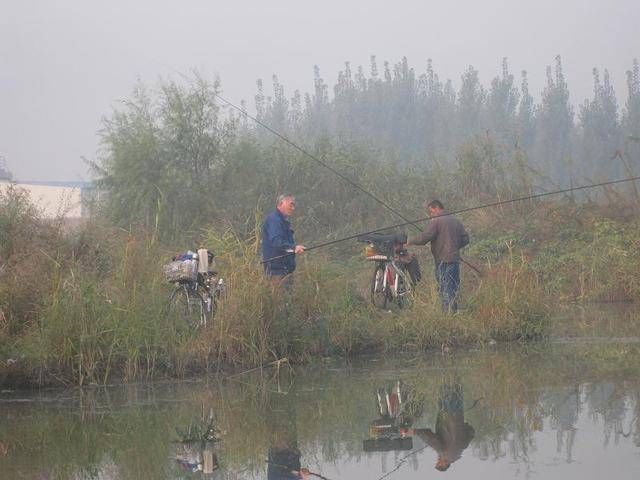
{"left": 163, "top": 259, "right": 198, "bottom": 282}
{"left": 369, "top": 423, "right": 397, "bottom": 439}
{"left": 363, "top": 437, "right": 413, "bottom": 452}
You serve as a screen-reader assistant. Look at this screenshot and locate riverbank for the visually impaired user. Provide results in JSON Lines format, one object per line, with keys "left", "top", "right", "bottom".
{"left": 1, "top": 185, "right": 640, "bottom": 387}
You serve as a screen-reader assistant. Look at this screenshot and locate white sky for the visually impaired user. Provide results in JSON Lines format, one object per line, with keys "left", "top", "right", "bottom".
{"left": 1, "top": 0, "right": 638, "bottom": 181}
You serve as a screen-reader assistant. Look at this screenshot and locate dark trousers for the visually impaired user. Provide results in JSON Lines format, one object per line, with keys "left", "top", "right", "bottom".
{"left": 435, "top": 262, "right": 460, "bottom": 313}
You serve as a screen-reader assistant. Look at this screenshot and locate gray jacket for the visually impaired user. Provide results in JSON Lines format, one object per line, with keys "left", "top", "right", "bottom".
{"left": 408, "top": 214, "right": 469, "bottom": 263}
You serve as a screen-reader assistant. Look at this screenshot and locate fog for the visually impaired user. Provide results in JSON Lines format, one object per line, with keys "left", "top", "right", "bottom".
{"left": 0, "top": 0, "right": 637, "bottom": 181}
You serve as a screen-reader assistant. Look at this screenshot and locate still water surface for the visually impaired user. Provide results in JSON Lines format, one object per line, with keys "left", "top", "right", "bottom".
{"left": 2, "top": 307, "right": 639, "bottom": 479}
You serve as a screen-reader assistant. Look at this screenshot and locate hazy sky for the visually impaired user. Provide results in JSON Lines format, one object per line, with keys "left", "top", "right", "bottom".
{"left": 1, "top": 0, "right": 638, "bottom": 181}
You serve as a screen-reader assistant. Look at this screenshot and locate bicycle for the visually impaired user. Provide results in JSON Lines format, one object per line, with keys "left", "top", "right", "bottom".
{"left": 358, "top": 232, "right": 414, "bottom": 309}
{"left": 164, "top": 249, "right": 225, "bottom": 329}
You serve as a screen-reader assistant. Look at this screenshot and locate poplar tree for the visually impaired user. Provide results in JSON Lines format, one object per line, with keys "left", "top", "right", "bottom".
{"left": 578, "top": 68, "right": 622, "bottom": 178}
{"left": 622, "top": 59, "right": 640, "bottom": 170}
{"left": 416, "top": 59, "right": 456, "bottom": 162}
{"left": 516, "top": 70, "right": 536, "bottom": 152}
{"left": 485, "top": 58, "right": 520, "bottom": 147}
{"left": 533, "top": 56, "right": 574, "bottom": 184}
{"left": 457, "top": 66, "right": 485, "bottom": 142}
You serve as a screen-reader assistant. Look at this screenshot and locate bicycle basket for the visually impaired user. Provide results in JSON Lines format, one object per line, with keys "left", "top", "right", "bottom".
{"left": 358, "top": 232, "right": 407, "bottom": 257}
{"left": 363, "top": 244, "right": 381, "bottom": 257}
{"left": 163, "top": 259, "right": 198, "bottom": 283}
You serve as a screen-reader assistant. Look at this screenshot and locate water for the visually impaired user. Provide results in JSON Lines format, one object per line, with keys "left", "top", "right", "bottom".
{"left": 1, "top": 306, "right": 639, "bottom": 479}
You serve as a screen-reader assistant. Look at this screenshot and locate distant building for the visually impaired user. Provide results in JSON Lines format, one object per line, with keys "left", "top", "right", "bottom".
{"left": 0, "top": 180, "right": 93, "bottom": 220}
{"left": 0, "top": 156, "right": 12, "bottom": 181}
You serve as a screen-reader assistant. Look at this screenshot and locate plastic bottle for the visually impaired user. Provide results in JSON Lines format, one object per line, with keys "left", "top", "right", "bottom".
{"left": 197, "top": 249, "right": 209, "bottom": 273}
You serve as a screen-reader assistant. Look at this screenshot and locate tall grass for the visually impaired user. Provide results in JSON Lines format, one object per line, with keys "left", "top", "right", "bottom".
{"left": 18, "top": 225, "right": 194, "bottom": 385}
{"left": 1, "top": 184, "right": 639, "bottom": 387}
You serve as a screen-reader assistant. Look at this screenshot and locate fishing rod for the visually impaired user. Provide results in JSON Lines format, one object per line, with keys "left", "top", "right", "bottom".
{"left": 164, "top": 65, "right": 422, "bottom": 233}
{"left": 212, "top": 92, "right": 424, "bottom": 233}
{"left": 163, "top": 70, "right": 639, "bottom": 269}
{"left": 261, "top": 174, "right": 640, "bottom": 264}
{"left": 266, "top": 460, "right": 332, "bottom": 480}
{"left": 211, "top": 88, "right": 470, "bottom": 269}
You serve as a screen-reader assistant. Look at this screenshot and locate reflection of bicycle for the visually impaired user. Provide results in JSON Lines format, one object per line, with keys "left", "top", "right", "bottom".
{"left": 164, "top": 250, "right": 225, "bottom": 328}
{"left": 358, "top": 232, "right": 413, "bottom": 309}
{"left": 364, "top": 381, "right": 416, "bottom": 452}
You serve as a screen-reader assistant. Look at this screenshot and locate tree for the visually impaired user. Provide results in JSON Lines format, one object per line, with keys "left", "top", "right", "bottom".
{"left": 516, "top": 70, "right": 535, "bottom": 152}
{"left": 485, "top": 58, "right": 520, "bottom": 147}
{"left": 416, "top": 59, "right": 456, "bottom": 163}
{"left": 622, "top": 59, "right": 640, "bottom": 172}
{"left": 93, "top": 77, "right": 231, "bottom": 240}
{"left": 457, "top": 66, "right": 485, "bottom": 142}
{"left": 578, "top": 68, "right": 622, "bottom": 178}
{"left": 92, "top": 83, "right": 165, "bottom": 231}
{"left": 533, "top": 56, "right": 574, "bottom": 184}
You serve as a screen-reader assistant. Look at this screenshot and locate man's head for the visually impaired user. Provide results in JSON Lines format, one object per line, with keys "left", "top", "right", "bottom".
{"left": 425, "top": 199, "right": 444, "bottom": 218}
{"left": 435, "top": 457, "right": 451, "bottom": 471}
{"left": 276, "top": 194, "right": 296, "bottom": 217}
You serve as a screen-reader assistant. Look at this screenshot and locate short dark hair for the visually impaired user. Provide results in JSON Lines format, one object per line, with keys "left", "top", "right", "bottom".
{"left": 426, "top": 199, "right": 444, "bottom": 210}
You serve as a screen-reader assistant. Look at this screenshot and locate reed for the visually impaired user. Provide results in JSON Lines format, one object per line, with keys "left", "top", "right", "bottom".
{"left": 1, "top": 183, "right": 639, "bottom": 387}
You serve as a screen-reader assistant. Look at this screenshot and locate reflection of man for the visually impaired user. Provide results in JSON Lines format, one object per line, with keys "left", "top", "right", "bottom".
{"left": 265, "top": 390, "right": 310, "bottom": 480}
{"left": 262, "top": 194, "right": 305, "bottom": 288}
{"left": 403, "top": 382, "right": 474, "bottom": 471}
{"left": 267, "top": 446, "right": 310, "bottom": 480}
{"left": 407, "top": 200, "right": 469, "bottom": 312}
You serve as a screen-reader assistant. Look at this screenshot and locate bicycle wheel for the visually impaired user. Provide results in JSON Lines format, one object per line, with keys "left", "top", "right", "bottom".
{"left": 371, "top": 264, "right": 390, "bottom": 309}
{"left": 201, "top": 289, "right": 217, "bottom": 326}
{"left": 395, "top": 270, "right": 413, "bottom": 309}
{"left": 168, "top": 284, "right": 206, "bottom": 329}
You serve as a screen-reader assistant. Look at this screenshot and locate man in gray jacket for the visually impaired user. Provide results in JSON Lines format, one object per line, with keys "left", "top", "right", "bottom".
{"left": 407, "top": 200, "right": 469, "bottom": 312}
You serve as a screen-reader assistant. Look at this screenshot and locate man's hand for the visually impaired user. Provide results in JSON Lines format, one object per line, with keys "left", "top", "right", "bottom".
{"left": 298, "top": 468, "right": 311, "bottom": 479}
{"left": 400, "top": 427, "right": 414, "bottom": 437}
{"left": 294, "top": 245, "right": 306, "bottom": 254}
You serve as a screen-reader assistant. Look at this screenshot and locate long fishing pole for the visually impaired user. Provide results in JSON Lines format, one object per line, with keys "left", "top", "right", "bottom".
{"left": 212, "top": 92, "right": 424, "bottom": 232}
{"left": 163, "top": 70, "right": 640, "bottom": 269}
{"left": 262, "top": 174, "right": 640, "bottom": 264}
{"left": 266, "top": 461, "right": 332, "bottom": 480}
{"left": 164, "top": 65, "right": 422, "bottom": 233}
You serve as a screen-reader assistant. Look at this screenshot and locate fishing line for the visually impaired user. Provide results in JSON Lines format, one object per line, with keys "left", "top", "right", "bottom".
{"left": 162, "top": 65, "right": 421, "bottom": 231}
{"left": 158, "top": 69, "right": 640, "bottom": 266}
{"left": 262, "top": 174, "right": 640, "bottom": 264}
{"left": 212, "top": 92, "right": 423, "bottom": 232}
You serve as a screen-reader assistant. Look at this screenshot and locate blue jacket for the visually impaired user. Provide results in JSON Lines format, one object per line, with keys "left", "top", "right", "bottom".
{"left": 261, "top": 209, "right": 296, "bottom": 276}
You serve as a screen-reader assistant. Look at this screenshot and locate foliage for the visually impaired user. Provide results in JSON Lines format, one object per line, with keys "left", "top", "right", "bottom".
{"left": 93, "top": 57, "right": 639, "bottom": 248}
{"left": 4, "top": 58, "right": 640, "bottom": 386}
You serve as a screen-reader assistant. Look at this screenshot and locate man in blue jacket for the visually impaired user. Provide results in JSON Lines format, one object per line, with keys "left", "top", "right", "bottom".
{"left": 262, "top": 194, "right": 305, "bottom": 285}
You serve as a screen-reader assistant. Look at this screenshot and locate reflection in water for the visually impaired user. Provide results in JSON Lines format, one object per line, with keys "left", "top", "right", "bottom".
{"left": 363, "top": 381, "right": 420, "bottom": 452}
{"left": 174, "top": 407, "right": 222, "bottom": 476}
{"left": 2, "top": 340, "right": 640, "bottom": 479}
{"left": 175, "top": 442, "right": 219, "bottom": 475}
{"left": 545, "top": 385, "right": 579, "bottom": 462}
{"left": 405, "top": 377, "right": 475, "bottom": 471}
{"left": 265, "top": 385, "right": 311, "bottom": 480}
{"left": 587, "top": 381, "right": 628, "bottom": 447}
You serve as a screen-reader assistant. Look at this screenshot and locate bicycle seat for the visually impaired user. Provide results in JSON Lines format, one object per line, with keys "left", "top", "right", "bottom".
{"left": 357, "top": 232, "right": 407, "bottom": 245}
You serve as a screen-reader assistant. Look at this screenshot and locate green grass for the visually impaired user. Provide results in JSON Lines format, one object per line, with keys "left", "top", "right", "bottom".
{"left": 1, "top": 185, "right": 639, "bottom": 386}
